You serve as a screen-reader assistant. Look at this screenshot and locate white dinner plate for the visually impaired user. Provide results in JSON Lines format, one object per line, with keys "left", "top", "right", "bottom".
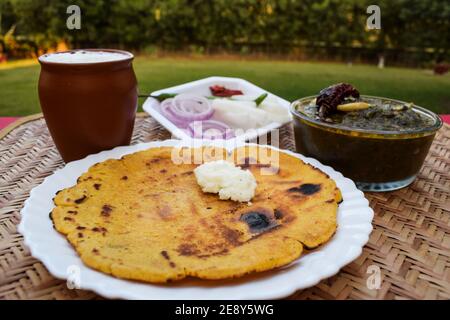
{"left": 142, "top": 76, "right": 292, "bottom": 142}
{"left": 18, "top": 140, "right": 373, "bottom": 300}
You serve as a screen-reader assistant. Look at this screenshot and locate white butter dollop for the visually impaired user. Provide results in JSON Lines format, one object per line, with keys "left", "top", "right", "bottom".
{"left": 194, "top": 160, "right": 257, "bottom": 202}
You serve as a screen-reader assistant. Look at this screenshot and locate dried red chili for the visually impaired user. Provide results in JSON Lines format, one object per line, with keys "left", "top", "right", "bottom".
{"left": 210, "top": 85, "right": 243, "bottom": 97}
{"left": 316, "top": 83, "right": 360, "bottom": 120}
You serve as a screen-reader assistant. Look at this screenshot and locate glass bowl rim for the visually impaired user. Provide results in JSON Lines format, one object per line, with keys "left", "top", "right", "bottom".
{"left": 290, "top": 95, "right": 443, "bottom": 136}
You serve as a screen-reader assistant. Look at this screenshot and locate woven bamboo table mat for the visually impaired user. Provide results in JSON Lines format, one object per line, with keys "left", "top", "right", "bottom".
{"left": 0, "top": 113, "right": 449, "bottom": 300}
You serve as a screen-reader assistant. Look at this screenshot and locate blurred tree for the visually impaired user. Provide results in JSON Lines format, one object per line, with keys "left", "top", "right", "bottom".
{"left": 0, "top": 0, "right": 447, "bottom": 65}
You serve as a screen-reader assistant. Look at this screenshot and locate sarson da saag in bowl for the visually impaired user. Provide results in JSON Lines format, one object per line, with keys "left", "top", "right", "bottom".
{"left": 291, "top": 83, "right": 442, "bottom": 192}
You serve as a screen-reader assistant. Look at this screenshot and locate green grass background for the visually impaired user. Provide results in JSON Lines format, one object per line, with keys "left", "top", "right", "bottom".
{"left": 0, "top": 57, "right": 449, "bottom": 116}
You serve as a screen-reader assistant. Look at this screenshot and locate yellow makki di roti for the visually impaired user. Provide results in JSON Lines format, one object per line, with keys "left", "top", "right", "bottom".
{"left": 51, "top": 146, "right": 342, "bottom": 283}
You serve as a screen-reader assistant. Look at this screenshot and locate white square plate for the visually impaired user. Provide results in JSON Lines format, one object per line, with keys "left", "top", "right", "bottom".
{"left": 142, "top": 76, "right": 292, "bottom": 141}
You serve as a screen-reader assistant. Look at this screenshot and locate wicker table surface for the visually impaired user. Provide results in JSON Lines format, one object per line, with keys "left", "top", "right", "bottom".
{"left": 0, "top": 114, "right": 449, "bottom": 300}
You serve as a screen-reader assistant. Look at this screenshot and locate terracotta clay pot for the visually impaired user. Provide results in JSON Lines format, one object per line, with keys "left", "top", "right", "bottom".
{"left": 38, "top": 49, "right": 138, "bottom": 162}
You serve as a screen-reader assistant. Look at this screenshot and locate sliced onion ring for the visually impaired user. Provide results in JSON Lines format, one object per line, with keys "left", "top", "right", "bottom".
{"left": 159, "top": 98, "right": 189, "bottom": 127}
{"left": 187, "top": 120, "right": 235, "bottom": 140}
{"left": 158, "top": 94, "right": 214, "bottom": 128}
{"left": 171, "top": 94, "right": 213, "bottom": 121}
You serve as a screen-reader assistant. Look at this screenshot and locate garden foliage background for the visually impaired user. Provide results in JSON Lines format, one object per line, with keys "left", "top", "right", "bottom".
{"left": 0, "top": 0, "right": 449, "bottom": 67}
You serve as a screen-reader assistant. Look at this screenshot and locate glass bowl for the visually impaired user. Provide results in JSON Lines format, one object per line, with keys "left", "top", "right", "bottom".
{"left": 290, "top": 95, "right": 443, "bottom": 192}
